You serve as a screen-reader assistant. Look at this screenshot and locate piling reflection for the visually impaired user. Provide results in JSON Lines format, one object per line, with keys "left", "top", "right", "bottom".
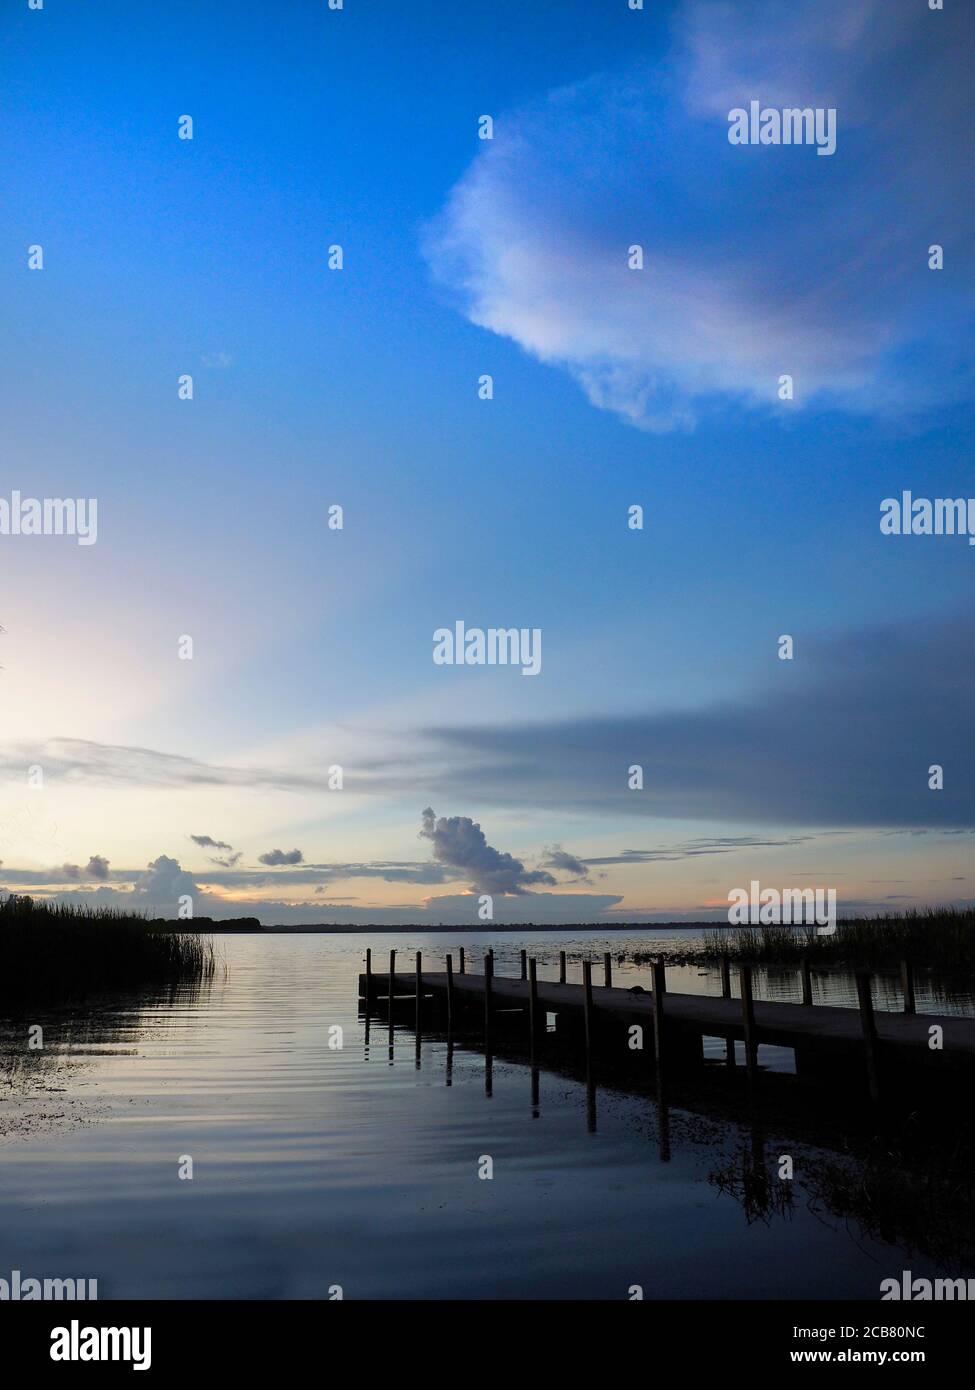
{"left": 359, "top": 957, "right": 975, "bottom": 1275}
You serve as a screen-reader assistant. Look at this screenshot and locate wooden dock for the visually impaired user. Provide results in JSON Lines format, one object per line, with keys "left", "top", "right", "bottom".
{"left": 358, "top": 951, "right": 975, "bottom": 1103}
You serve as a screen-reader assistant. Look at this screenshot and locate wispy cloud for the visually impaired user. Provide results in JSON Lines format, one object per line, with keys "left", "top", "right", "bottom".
{"left": 584, "top": 835, "right": 817, "bottom": 865}
{"left": 190, "top": 833, "right": 233, "bottom": 851}
{"left": 424, "top": 0, "right": 973, "bottom": 430}
{"left": 3, "top": 608, "right": 970, "bottom": 837}
{"left": 540, "top": 846, "right": 592, "bottom": 882}
{"left": 0, "top": 739, "right": 343, "bottom": 793}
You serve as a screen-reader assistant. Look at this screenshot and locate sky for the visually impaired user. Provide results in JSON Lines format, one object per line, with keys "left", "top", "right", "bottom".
{"left": 0, "top": 0, "right": 972, "bottom": 925}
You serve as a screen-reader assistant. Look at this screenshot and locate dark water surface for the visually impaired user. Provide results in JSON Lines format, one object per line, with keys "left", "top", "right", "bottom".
{"left": 0, "top": 931, "right": 971, "bottom": 1300}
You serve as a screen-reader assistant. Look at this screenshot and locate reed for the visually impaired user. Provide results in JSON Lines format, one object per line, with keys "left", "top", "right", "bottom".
{"left": 0, "top": 894, "right": 216, "bottom": 1004}
{"left": 702, "top": 907, "right": 975, "bottom": 972}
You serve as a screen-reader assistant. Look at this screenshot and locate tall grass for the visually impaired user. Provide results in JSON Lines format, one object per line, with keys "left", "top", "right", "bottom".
{"left": 698, "top": 907, "right": 975, "bottom": 973}
{"left": 0, "top": 894, "right": 215, "bottom": 1005}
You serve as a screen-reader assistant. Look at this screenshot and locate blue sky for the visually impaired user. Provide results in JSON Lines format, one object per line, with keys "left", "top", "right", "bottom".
{"left": 1, "top": 0, "right": 972, "bottom": 923}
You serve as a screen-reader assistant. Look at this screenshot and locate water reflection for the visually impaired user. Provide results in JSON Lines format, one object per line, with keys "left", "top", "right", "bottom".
{"left": 1, "top": 932, "right": 974, "bottom": 1299}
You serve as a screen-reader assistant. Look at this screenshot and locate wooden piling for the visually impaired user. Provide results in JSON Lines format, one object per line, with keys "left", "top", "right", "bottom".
{"left": 459, "top": 946, "right": 465, "bottom": 975}
{"left": 484, "top": 952, "right": 493, "bottom": 1053}
{"left": 856, "top": 970, "right": 881, "bottom": 1103}
{"left": 520, "top": 948, "right": 527, "bottom": 981}
{"left": 900, "top": 959, "right": 916, "bottom": 1015}
{"left": 529, "top": 957, "right": 539, "bottom": 1066}
{"left": 445, "top": 952, "right": 454, "bottom": 1025}
{"left": 528, "top": 964, "right": 540, "bottom": 1110}
{"left": 387, "top": 947, "right": 395, "bottom": 1059}
{"left": 414, "top": 951, "right": 422, "bottom": 1067}
{"left": 603, "top": 952, "right": 612, "bottom": 988}
{"left": 800, "top": 958, "right": 813, "bottom": 1006}
{"left": 652, "top": 960, "right": 667, "bottom": 1087}
{"left": 582, "top": 960, "right": 595, "bottom": 1124}
{"left": 739, "top": 963, "right": 757, "bottom": 1078}
{"left": 484, "top": 952, "right": 494, "bottom": 1097}
{"left": 582, "top": 960, "right": 594, "bottom": 1054}
{"left": 559, "top": 950, "right": 566, "bottom": 984}
{"left": 720, "top": 955, "right": 733, "bottom": 1062}
{"left": 365, "top": 947, "right": 372, "bottom": 1007}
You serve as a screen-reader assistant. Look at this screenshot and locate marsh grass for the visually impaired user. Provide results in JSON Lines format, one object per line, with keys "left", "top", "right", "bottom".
{"left": 631, "top": 908, "right": 975, "bottom": 973}
{"left": 0, "top": 894, "right": 216, "bottom": 1005}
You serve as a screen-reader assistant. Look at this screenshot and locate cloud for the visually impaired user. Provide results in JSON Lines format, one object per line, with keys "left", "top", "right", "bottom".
{"left": 0, "top": 738, "right": 346, "bottom": 794}
{"left": 190, "top": 834, "right": 233, "bottom": 851}
{"left": 424, "top": 0, "right": 974, "bottom": 430}
{"left": 540, "top": 846, "right": 591, "bottom": 881}
{"left": 190, "top": 834, "right": 240, "bottom": 868}
{"left": 585, "top": 835, "right": 816, "bottom": 865}
{"left": 6, "top": 605, "right": 969, "bottom": 844}
{"left": 419, "top": 807, "right": 556, "bottom": 895}
{"left": 58, "top": 855, "right": 111, "bottom": 882}
{"left": 131, "top": 855, "right": 199, "bottom": 905}
{"left": 0, "top": 859, "right": 454, "bottom": 893}
{"left": 258, "top": 848, "right": 304, "bottom": 866}
{"left": 85, "top": 854, "right": 110, "bottom": 881}
{"left": 413, "top": 610, "right": 975, "bottom": 830}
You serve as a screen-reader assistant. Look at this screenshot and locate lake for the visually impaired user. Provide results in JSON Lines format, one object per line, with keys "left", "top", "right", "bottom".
{"left": 1, "top": 930, "right": 972, "bottom": 1300}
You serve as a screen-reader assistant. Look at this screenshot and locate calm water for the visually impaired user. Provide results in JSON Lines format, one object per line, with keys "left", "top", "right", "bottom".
{"left": 1, "top": 931, "right": 971, "bottom": 1300}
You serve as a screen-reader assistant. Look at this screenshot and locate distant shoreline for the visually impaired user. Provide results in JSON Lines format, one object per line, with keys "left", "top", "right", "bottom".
{"left": 177, "top": 921, "right": 723, "bottom": 933}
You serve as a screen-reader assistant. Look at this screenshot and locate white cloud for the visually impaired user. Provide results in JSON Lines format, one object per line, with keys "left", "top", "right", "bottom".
{"left": 424, "top": 0, "right": 973, "bottom": 430}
